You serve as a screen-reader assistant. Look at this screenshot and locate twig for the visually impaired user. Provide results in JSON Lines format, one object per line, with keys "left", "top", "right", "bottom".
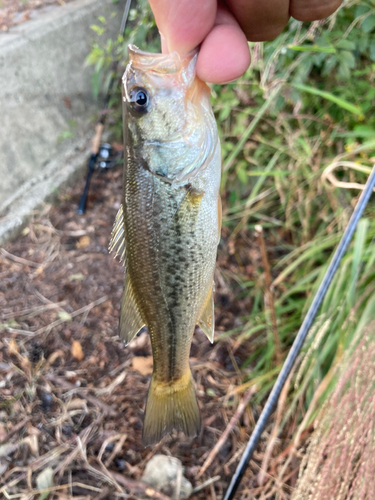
{"left": 0, "top": 248, "right": 40, "bottom": 268}
{"left": 34, "top": 290, "right": 60, "bottom": 305}
{"left": 34, "top": 295, "right": 108, "bottom": 335}
{"left": 1, "top": 301, "right": 67, "bottom": 321}
{"left": 275, "top": 363, "right": 336, "bottom": 484}
{"left": 97, "top": 433, "right": 128, "bottom": 468}
{"left": 192, "top": 475, "right": 221, "bottom": 493}
{"left": 198, "top": 387, "right": 256, "bottom": 477}
{"left": 4, "top": 482, "right": 103, "bottom": 498}
{"left": 46, "top": 375, "right": 117, "bottom": 416}
{"left": 0, "top": 442, "right": 71, "bottom": 495}
{"left": 98, "top": 469, "right": 174, "bottom": 500}
{"left": 87, "top": 462, "right": 124, "bottom": 493}
{"left": 54, "top": 419, "right": 101, "bottom": 476}
{"left": 322, "top": 161, "right": 375, "bottom": 191}
{"left": 95, "top": 371, "right": 126, "bottom": 396}
{"left": 255, "top": 225, "right": 282, "bottom": 364}
{"left": 257, "top": 368, "right": 293, "bottom": 486}
{"left": 0, "top": 416, "right": 31, "bottom": 445}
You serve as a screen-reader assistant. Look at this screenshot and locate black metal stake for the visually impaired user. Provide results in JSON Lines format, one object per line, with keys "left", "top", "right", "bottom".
{"left": 223, "top": 165, "right": 375, "bottom": 500}
{"left": 77, "top": 153, "right": 98, "bottom": 215}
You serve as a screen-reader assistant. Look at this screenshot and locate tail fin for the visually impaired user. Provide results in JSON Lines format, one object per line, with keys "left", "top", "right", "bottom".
{"left": 142, "top": 370, "right": 201, "bottom": 446}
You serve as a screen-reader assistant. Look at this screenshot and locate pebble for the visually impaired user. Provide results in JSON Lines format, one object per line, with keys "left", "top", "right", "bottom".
{"left": 141, "top": 454, "right": 193, "bottom": 499}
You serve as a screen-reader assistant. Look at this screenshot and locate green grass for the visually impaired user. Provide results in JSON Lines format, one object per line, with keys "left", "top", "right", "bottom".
{"left": 211, "top": 0, "right": 375, "bottom": 433}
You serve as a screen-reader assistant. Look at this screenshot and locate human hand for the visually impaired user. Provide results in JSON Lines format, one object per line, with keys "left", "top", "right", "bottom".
{"left": 148, "top": 0, "right": 343, "bottom": 84}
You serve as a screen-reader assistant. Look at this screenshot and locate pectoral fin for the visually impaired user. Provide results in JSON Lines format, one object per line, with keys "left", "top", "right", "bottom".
{"left": 173, "top": 187, "right": 204, "bottom": 228}
{"left": 120, "top": 277, "right": 145, "bottom": 345}
{"left": 197, "top": 283, "right": 215, "bottom": 343}
{"left": 109, "top": 205, "right": 126, "bottom": 265}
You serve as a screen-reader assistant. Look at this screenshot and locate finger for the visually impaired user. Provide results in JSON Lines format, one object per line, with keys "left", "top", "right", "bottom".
{"left": 148, "top": 0, "right": 217, "bottom": 54}
{"left": 225, "top": 0, "right": 290, "bottom": 41}
{"left": 290, "top": 0, "right": 343, "bottom": 22}
{"left": 196, "top": 6, "right": 251, "bottom": 84}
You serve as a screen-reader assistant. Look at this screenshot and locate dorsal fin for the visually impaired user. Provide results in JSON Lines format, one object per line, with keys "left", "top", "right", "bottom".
{"left": 109, "top": 205, "right": 126, "bottom": 265}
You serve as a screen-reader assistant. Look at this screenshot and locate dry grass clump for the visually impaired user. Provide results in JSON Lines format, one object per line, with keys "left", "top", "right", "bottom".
{"left": 292, "top": 320, "right": 375, "bottom": 500}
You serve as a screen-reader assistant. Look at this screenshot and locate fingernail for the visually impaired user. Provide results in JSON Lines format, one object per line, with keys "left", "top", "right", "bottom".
{"left": 220, "top": 78, "right": 238, "bottom": 84}
{"left": 159, "top": 31, "right": 169, "bottom": 54}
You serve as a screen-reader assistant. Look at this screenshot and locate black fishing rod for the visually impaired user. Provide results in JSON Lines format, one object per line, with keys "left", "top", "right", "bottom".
{"left": 77, "top": 0, "right": 132, "bottom": 215}
{"left": 223, "top": 165, "right": 375, "bottom": 500}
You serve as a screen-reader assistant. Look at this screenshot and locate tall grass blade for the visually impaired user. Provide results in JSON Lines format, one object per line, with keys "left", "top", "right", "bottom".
{"left": 291, "top": 83, "right": 363, "bottom": 116}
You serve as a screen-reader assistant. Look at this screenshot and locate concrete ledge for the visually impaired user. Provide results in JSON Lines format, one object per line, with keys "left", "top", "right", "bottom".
{"left": 0, "top": 0, "right": 125, "bottom": 241}
{"left": 0, "top": 136, "right": 91, "bottom": 245}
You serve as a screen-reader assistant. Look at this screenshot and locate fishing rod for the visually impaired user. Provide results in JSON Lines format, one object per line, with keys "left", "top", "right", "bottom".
{"left": 77, "top": 0, "right": 132, "bottom": 215}
{"left": 223, "top": 165, "right": 375, "bottom": 500}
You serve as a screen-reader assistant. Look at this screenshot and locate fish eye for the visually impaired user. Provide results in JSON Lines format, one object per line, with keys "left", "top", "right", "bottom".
{"left": 129, "top": 86, "right": 150, "bottom": 114}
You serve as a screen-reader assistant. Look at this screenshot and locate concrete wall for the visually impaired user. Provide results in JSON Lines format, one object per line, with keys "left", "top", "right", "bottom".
{"left": 0, "top": 0, "right": 125, "bottom": 241}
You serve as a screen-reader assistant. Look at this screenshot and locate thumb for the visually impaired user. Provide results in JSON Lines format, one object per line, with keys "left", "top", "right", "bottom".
{"left": 149, "top": 0, "right": 217, "bottom": 55}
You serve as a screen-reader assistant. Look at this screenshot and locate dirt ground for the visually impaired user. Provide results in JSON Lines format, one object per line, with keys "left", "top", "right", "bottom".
{"left": 0, "top": 0, "right": 75, "bottom": 30}
{"left": 0, "top": 165, "right": 297, "bottom": 499}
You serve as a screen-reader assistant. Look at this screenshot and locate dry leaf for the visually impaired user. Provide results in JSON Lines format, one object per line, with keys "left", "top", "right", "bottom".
{"left": 71, "top": 340, "right": 84, "bottom": 361}
{"left": 24, "top": 435, "right": 39, "bottom": 456}
{"left": 58, "top": 311, "right": 72, "bottom": 322}
{"left": 0, "top": 443, "right": 19, "bottom": 458}
{"left": 66, "top": 398, "right": 87, "bottom": 411}
{"left": 36, "top": 466, "right": 54, "bottom": 497}
{"left": 132, "top": 356, "right": 153, "bottom": 376}
{"left": 0, "top": 422, "right": 6, "bottom": 442}
{"left": 76, "top": 236, "right": 91, "bottom": 248}
{"left": 111, "top": 141, "right": 124, "bottom": 152}
{"left": 68, "top": 273, "right": 85, "bottom": 281}
{"left": 8, "top": 338, "right": 19, "bottom": 356}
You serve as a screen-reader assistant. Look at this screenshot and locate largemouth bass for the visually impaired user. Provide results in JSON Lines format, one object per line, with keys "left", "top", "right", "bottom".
{"left": 110, "top": 45, "right": 222, "bottom": 446}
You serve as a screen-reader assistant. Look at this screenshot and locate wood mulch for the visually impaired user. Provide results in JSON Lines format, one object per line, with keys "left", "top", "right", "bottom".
{"left": 0, "top": 165, "right": 299, "bottom": 499}
{"left": 0, "top": 0, "right": 75, "bottom": 31}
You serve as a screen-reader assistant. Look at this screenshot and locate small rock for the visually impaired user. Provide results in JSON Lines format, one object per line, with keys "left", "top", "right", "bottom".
{"left": 142, "top": 455, "right": 192, "bottom": 499}
{"left": 40, "top": 392, "right": 53, "bottom": 412}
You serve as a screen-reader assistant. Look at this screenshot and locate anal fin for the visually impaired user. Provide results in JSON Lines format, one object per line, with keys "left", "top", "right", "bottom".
{"left": 120, "top": 276, "right": 145, "bottom": 345}
{"left": 197, "top": 283, "right": 215, "bottom": 343}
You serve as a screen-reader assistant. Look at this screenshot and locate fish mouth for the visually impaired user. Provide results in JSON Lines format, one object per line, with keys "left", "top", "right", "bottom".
{"left": 128, "top": 44, "right": 198, "bottom": 74}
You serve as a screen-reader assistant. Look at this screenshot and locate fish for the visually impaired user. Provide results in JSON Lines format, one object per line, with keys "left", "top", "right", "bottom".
{"left": 109, "top": 44, "right": 222, "bottom": 446}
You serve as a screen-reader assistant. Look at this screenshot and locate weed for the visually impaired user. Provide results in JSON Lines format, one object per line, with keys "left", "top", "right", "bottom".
{"left": 292, "top": 321, "right": 375, "bottom": 500}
